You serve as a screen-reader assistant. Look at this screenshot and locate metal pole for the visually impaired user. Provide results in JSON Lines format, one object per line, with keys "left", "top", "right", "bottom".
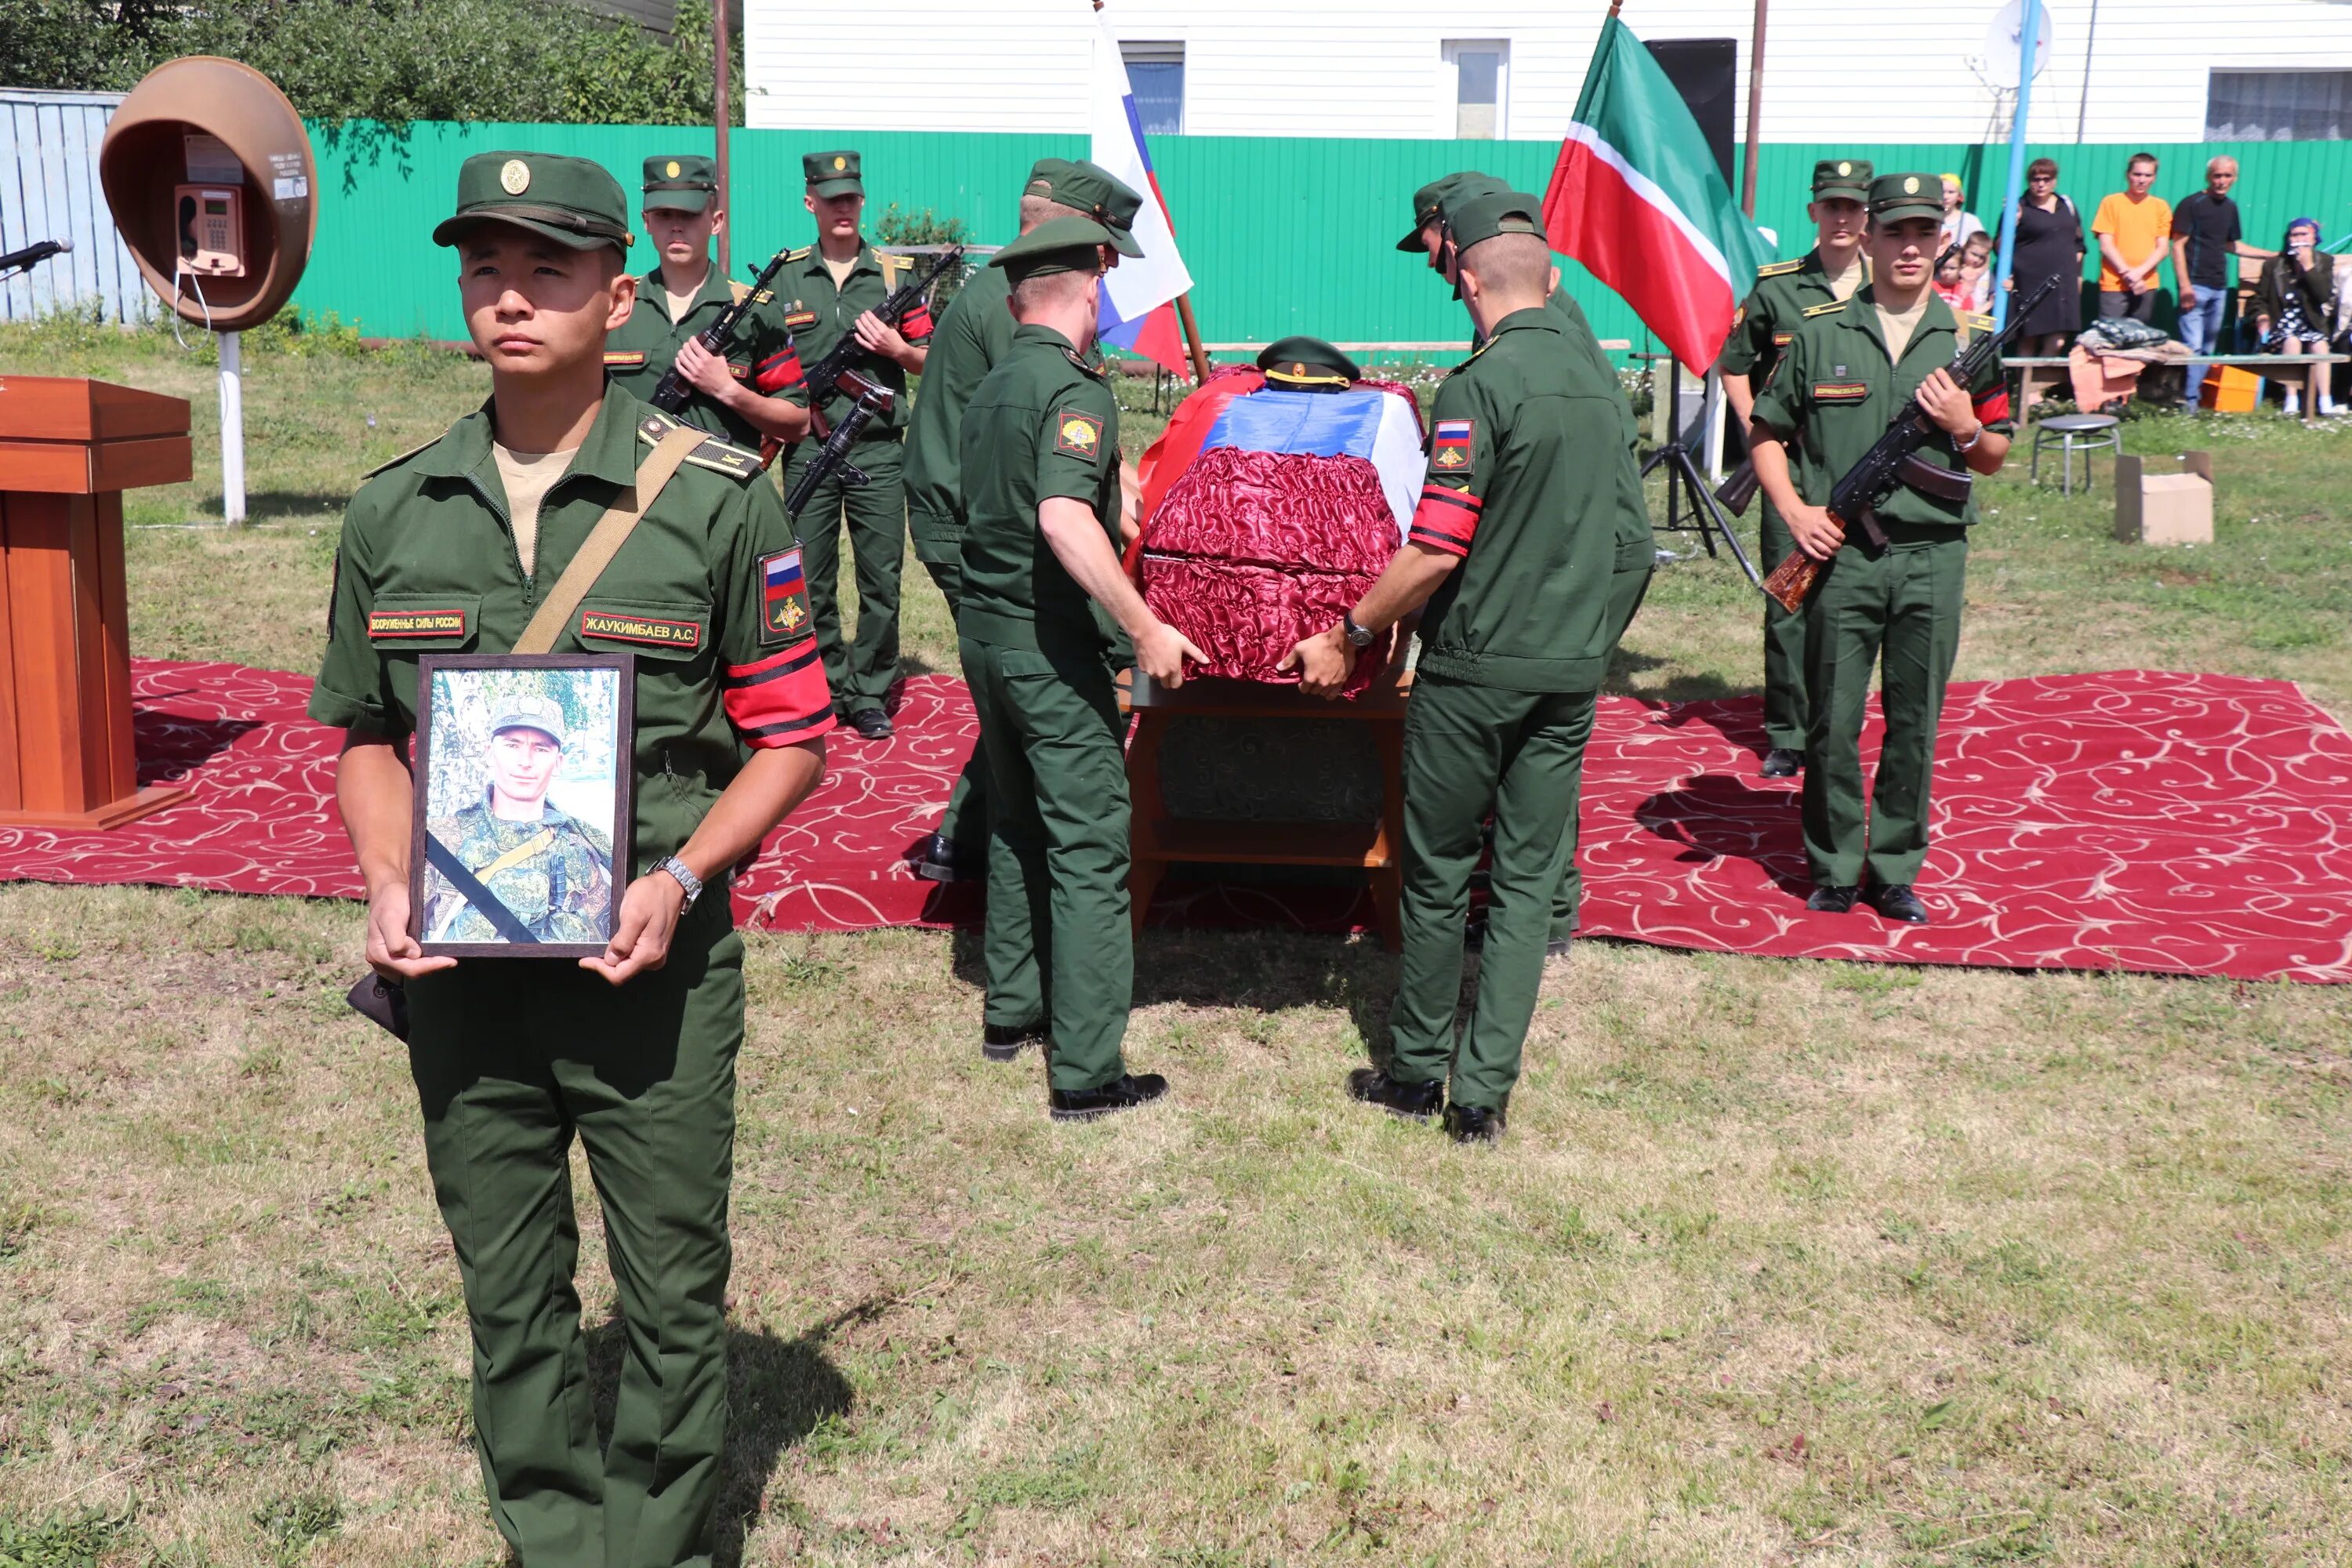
{"left": 713, "top": 0, "right": 732, "bottom": 278}
{"left": 2075, "top": 0, "right": 2101, "bottom": 143}
{"left": 1740, "top": 0, "right": 1767, "bottom": 217}
{"left": 217, "top": 330, "right": 245, "bottom": 524}
{"left": 1991, "top": 0, "right": 2042, "bottom": 336}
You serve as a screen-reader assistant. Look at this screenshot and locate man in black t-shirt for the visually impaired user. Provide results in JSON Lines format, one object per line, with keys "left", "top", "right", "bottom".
{"left": 2172, "top": 157, "right": 2263, "bottom": 404}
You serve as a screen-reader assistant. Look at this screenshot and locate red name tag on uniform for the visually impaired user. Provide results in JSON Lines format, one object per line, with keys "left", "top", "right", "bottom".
{"left": 602, "top": 350, "right": 646, "bottom": 368}
{"left": 579, "top": 610, "right": 701, "bottom": 650}
{"left": 1812, "top": 381, "right": 1869, "bottom": 402}
{"left": 366, "top": 608, "right": 467, "bottom": 639}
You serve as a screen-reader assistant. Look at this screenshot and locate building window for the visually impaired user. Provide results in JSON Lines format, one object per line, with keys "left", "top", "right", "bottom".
{"left": 1123, "top": 42, "right": 1185, "bottom": 136}
{"left": 1445, "top": 40, "right": 1508, "bottom": 140}
{"left": 2207, "top": 71, "right": 2352, "bottom": 140}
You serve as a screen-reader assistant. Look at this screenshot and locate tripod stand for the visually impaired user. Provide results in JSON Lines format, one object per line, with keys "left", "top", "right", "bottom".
{"left": 1641, "top": 365, "right": 1760, "bottom": 588}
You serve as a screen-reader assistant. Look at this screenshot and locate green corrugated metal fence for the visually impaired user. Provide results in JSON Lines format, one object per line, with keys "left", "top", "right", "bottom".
{"left": 293, "top": 122, "right": 2352, "bottom": 359}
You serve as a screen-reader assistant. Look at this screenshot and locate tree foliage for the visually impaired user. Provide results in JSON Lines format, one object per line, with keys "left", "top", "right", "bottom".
{"left": 0, "top": 0, "right": 744, "bottom": 126}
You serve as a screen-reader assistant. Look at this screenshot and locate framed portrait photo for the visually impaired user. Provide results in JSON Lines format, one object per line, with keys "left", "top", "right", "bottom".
{"left": 410, "top": 654, "right": 635, "bottom": 959}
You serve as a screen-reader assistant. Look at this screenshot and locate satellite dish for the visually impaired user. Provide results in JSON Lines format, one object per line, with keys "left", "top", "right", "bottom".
{"left": 1980, "top": 1, "right": 2055, "bottom": 90}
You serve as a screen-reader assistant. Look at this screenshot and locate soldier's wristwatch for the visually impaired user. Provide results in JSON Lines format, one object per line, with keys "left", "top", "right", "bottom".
{"left": 654, "top": 855, "right": 703, "bottom": 913}
{"left": 1341, "top": 611, "right": 1377, "bottom": 648}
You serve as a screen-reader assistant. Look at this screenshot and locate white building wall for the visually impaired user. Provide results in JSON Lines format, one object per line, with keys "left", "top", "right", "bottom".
{"left": 746, "top": 0, "right": 2352, "bottom": 144}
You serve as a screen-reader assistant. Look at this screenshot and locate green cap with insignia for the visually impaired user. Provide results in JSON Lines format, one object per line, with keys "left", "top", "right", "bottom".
{"left": 1023, "top": 158, "right": 1145, "bottom": 257}
{"left": 643, "top": 153, "right": 719, "bottom": 212}
{"left": 1398, "top": 170, "right": 1504, "bottom": 252}
{"left": 986, "top": 216, "right": 1116, "bottom": 282}
{"left": 1869, "top": 171, "right": 1944, "bottom": 227}
{"left": 1811, "top": 158, "right": 1873, "bottom": 202}
{"left": 1447, "top": 188, "right": 1548, "bottom": 253}
{"left": 804, "top": 149, "right": 863, "bottom": 198}
{"left": 1258, "top": 336, "right": 1360, "bottom": 389}
{"left": 489, "top": 692, "right": 567, "bottom": 746}
{"left": 434, "top": 152, "right": 633, "bottom": 252}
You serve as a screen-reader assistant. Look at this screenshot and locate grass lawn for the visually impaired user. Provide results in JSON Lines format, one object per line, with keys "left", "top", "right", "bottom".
{"left": 1, "top": 321, "right": 2348, "bottom": 1566}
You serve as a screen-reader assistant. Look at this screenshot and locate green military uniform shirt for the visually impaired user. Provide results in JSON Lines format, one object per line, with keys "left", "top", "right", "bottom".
{"left": 602, "top": 263, "right": 800, "bottom": 450}
{"left": 956, "top": 322, "right": 1122, "bottom": 651}
{"left": 1719, "top": 251, "right": 1867, "bottom": 391}
{"left": 903, "top": 263, "right": 1014, "bottom": 539}
{"left": 1410, "top": 307, "right": 1653, "bottom": 691}
{"left": 776, "top": 242, "right": 931, "bottom": 437}
{"left": 420, "top": 794, "right": 615, "bottom": 943}
{"left": 310, "top": 383, "right": 839, "bottom": 872}
{"left": 1749, "top": 288, "right": 2013, "bottom": 530}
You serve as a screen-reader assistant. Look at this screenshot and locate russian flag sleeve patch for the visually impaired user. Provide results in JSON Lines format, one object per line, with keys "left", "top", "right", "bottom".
{"left": 1431, "top": 418, "right": 1475, "bottom": 473}
{"left": 760, "top": 546, "right": 814, "bottom": 646}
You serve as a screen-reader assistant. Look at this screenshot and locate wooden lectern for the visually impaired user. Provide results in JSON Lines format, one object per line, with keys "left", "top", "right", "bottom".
{"left": 0, "top": 376, "right": 194, "bottom": 828}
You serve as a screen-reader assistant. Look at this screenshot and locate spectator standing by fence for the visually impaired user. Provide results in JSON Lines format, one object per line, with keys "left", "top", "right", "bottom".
{"left": 2172, "top": 156, "right": 2260, "bottom": 405}
{"left": 2009, "top": 158, "right": 2085, "bottom": 365}
{"left": 2253, "top": 219, "right": 2339, "bottom": 416}
{"left": 2093, "top": 153, "right": 2173, "bottom": 323}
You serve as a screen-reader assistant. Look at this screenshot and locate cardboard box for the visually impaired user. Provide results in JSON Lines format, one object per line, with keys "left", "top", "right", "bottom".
{"left": 2114, "top": 452, "right": 2214, "bottom": 546}
{"left": 2198, "top": 365, "right": 2262, "bottom": 413}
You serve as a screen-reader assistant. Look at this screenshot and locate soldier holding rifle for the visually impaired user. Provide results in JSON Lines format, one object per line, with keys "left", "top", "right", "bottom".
{"left": 1719, "top": 158, "right": 1871, "bottom": 779}
{"left": 602, "top": 154, "right": 808, "bottom": 450}
{"left": 1746, "top": 172, "right": 2013, "bottom": 926}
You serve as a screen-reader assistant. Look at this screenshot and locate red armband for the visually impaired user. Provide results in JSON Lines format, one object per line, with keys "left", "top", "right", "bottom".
{"left": 721, "top": 642, "right": 837, "bottom": 746}
{"left": 899, "top": 303, "right": 935, "bottom": 343}
{"left": 1972, "top": 386, "right": 2011, "bottom": 426}
{"left": 753, "top": 347, "right": 803, "bottom": 394}
{"left": 1406, "top": 485, "right": 1482, "bottom": 557}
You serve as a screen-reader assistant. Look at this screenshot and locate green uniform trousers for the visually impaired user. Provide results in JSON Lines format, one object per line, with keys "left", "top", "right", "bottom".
{"left": 785, "top": 437, "right": 905, "bottom": 716}
{"left": 1756, "top": 497, "right": 1812, "bottom": 752}
{"left": 1548, "top": 560, "right": 1653, "bottom": 942}
{"left": 405, "top": 902, "right": 742, "bottom": 1568}
{"left": 909, "top": 516, "right": 989, "bottom": 851}
{"left": 960, "top": 636, "right": 1133, "bottom": 1092}
{"left": 1801, "top": 529, "right": 1967, "bottom": 887}
{"left": 1395, "top": 675, "right": 1597, "bottom": 1112}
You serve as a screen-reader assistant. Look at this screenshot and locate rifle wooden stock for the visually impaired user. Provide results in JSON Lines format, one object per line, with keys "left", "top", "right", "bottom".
{"left": 1761, "top": 549, "right": 1824, "bottom": 615}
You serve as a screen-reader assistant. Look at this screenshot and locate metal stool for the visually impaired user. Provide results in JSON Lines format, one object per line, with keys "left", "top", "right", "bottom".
{"left": 2029, "top": 413, "right": 2122, "bottom": 495}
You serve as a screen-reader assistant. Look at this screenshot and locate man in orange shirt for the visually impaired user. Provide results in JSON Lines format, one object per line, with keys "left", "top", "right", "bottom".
{"left": 2092, "top": 152, "right": 2173, "bottom": 324}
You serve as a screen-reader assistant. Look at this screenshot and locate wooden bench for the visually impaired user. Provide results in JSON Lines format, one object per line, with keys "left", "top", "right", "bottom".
{"left": 2010, "top": 352, "right": 2349, "bottom": 428}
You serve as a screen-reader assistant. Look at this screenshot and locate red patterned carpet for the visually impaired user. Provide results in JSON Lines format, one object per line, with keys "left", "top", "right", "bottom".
{"left": 3, "top": 662, "right": 2348, "bottom": 983}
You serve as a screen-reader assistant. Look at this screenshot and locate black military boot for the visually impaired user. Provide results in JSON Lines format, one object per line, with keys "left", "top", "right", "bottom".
{"left": 1864, "top": 883, "right": 1929, "bottom": 924}
{"left": 849, "top": 707, "right": 894, "bottom": 740}
{"left": 1346, "top": 1067, "right": 1444, "bottom": 1122}
{"left": 1442, "top": 1102, "right": 1505, "bottom": 1145}
{"left": 915, "top": 831, "right": 983, "bottom": 884}
{"left": 981, "top": 1021, "right": 1047, "bottom": 1063}
{"left": 1761, "top": 747, "right": 1803, "bottom": 779}
{"left": 1048, "top": 1073, "right": 1170, "bottom": 1123}
{"left": 1806, "top": 884, "right": 1860, "bottom": 913}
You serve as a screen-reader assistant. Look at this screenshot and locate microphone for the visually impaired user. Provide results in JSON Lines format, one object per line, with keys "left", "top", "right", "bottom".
{"left": 0, "top": 238, "right": 71, "bottom": 277}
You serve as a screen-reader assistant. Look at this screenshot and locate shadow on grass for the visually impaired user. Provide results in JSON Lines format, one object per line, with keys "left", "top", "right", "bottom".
{"left": 586, "top": 1304, "right": 860, "bottom": 1566}
{"left": 239, "top": 490, "right": 353, "bottom": 521}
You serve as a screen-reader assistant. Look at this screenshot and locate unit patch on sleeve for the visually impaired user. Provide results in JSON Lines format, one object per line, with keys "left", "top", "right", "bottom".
{"left": 366, "top": 607, "right": 468, "bottom": 640}
{"left": 1054, "top": 408, "right": 1104, "bottom": 458}
{"left": 760, "top": 546, "right": 815, "bottom": 646}
{"left": 1431, "top": 418, "right": 1475, "bottom": 471}
{"left": 579, "top": 610, "right": 702, "bottom": 650}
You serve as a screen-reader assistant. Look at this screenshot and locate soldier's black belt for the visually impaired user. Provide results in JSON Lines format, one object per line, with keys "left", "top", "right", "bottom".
{"left": 425, "top": 833, "right": 540, "bottom": 945}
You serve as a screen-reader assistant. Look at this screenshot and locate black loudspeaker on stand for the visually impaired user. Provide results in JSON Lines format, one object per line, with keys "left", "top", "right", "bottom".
{"left": 1642, "top": 364, "right": 1759, "bottom": 588}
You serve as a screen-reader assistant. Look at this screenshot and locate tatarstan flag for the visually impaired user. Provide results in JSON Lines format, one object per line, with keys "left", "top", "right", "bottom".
{"left": 1542, "top": 16, "right": 1776, "bottom": 372}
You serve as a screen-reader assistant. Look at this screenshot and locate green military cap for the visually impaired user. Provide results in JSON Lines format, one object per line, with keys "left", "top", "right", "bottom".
{"left": 986, "top": 216, "right": 1116, "bottom": 282}
{"left": 642, "top": 153, "right": 719, "bottom": 212}
{"left": 1869, "top": 171, "right": 1944, "bottom": 227}
{"left": 1023, "top": 158, "right": 1145, "bottom": 257}
{"left": 1447, "top": 188, "right": 1548, "bottom": 253}
{"left": 1258, "top": 336, "right": 1360, "bottom": 388}
{"left": 1811, "top": 158, "right": 1873, "bottom": 202}
{"left": 1397, "top": 171, "right": 1502, "bottom": 252}
{"left": 434, "top": 152, "right": 633, "bottom": 252}
{"left": 804, "top": 149, "right": 863, "bottom": 198}
{"left": 489, "top": 692, "right": 567, "bottom": 746}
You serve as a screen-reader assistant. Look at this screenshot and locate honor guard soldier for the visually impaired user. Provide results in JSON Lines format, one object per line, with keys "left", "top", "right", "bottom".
{"left": 419, "top": 695, "right": 616, "bottom": 945}
{"left": 902, "top": 158, "right": 1145, "bottom": 893}
{"left": 1719, "top": 158, "right": 1872, "bottom": 779}
{"left": 1408, "top": 170, "right": 1649, "bottom": 963}
{"left": 601, "top": 154, "right": 809, "bottom": 452}
{"left": 1292, "top": 191, "right": 1653, "bottom": 1144}
{"left": 310, "top": 151, "right": 834, "bottom": 1566}
{"left": 956, "top": 216, "right": 1202, "bottom": 1116}
{"left": 1747, "top": 172, "right": 2013, "bottom": 925}
{"left": 777, "top": 149, "right": 935, "bottom": 740}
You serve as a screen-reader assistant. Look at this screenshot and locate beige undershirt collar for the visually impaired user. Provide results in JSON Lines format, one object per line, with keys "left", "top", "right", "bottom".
{"left": 1875, "top": 293, "right": 1933, "bottom": 365}
{"left": 1824, "top": 255, "right": 1866, "bottom": 301}
{"left": 491, "top": 443, "right": 579, "bottom": 577}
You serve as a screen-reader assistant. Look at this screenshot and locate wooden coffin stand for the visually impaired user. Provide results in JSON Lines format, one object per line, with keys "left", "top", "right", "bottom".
{"left": 0, "top": 376, "right": 194, "bottom": 829}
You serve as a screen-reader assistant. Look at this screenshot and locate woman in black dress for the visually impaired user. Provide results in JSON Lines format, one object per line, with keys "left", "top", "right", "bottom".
{"left": 2008, "top": 157, "right": 2085, "bottom": 360}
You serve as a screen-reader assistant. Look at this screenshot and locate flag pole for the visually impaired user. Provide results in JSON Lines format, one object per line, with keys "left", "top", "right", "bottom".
{"left": 713, "top": 0, "right": 732, "bottom": 278}
{"left": 1174, "top": 294, "right": 1211, "bottom": 383}
{"left": 1739, "top": 0, "right": 1766, "bottom": 217}
{"left": 1991, "top": 0, "right": 2042, "bottom": 335}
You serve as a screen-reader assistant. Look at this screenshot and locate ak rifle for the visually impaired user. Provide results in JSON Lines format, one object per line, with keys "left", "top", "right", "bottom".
{"left": 783, "top": 369, "right": 893, "bottom": 521}
{"left": 1759, "top": 276, "right": 2055, "bottom": 615}
{"left": 797, "top": 245, "right": 964, "bottom": 436}
{"left": 648, "top": 246, "right": 798, "bottom": 419}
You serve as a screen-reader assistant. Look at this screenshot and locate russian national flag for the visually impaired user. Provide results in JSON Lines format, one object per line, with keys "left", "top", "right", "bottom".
{"left": 1092, "top": 18, "right": 1196, "bottom": 378}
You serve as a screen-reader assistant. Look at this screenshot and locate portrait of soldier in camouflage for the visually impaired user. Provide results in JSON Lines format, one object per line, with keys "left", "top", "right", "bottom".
{"left": 420, "top": 688, "right": 617, "bottom": 945}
